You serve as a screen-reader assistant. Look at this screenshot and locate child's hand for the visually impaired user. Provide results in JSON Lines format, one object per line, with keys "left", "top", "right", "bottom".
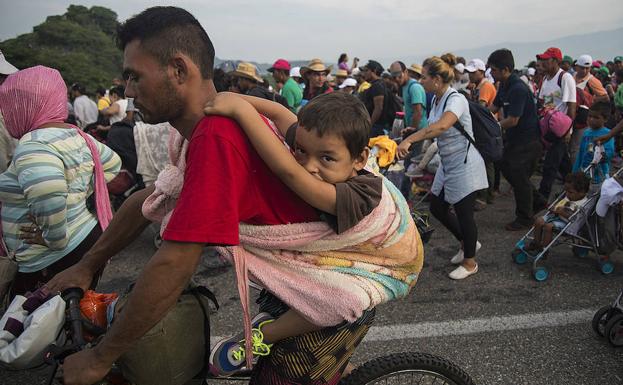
{"left": 204, "top": 92, "right": 250, "bottom": 119}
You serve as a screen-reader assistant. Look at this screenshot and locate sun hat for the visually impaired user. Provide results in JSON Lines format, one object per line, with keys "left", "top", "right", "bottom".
{"left": 0, "top": 50, "right": 17, "bottom": 75}
{"left": 537, "top": 47, "right": 563, "bottom": 61}
{"left": 576, "top": 54, "right": 592, "bottom": 68}
{"left": 230, "top": 62, "right": 263, "bottom": 82}
{"left": 408, "top": 64, "right": 422, "bottom": 75}
{"left": 464, "top": 59, "right": 486, "bottom": 72}
{"left": 338, "top": 78, "right": 357, "bottom": 88}
{"left": 300, "top": 58, "right": 332, "bottom": 76}
{"left": 267, "top": 59, "right": 291, "bottom": 73}
{"left": 335, "top": 69, "right": 348, "bottom": 78}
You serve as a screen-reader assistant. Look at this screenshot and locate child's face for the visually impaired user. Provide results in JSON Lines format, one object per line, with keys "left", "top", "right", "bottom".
{"left": 294, "top": 126, "right": 367, "bottom": 184}
{"left": 564, "top": 183, "right": 586, "bottom": 201}
{"left": 587, "top": 111, "right": 606, "bottom": 129}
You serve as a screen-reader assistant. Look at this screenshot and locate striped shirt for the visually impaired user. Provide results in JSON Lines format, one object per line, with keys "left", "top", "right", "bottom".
{"left": 0, "top": 128, "right": 121, "bottom": 272}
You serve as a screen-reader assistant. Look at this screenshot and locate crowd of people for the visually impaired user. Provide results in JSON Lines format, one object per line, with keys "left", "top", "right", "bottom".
{"left": 0, "top": 5, "right": 623, "bottom": 385}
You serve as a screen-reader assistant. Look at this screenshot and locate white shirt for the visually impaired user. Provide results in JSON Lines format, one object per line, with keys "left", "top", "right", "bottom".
{"left": 538, "top": 69, "right": 576, "bottom": 114}
{"left": 73, "top": 95, "right": 99, "bottom": 129}
{"left": 109, "top": 99, "right": 128, "bottom": 125}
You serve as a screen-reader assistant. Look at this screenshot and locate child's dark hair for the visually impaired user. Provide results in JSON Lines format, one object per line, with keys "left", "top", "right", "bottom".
{"left": 565, "top": 171, "right": 590, "bottom": 193}
{"left": 297, "top": 92, "right": 371, "bottom": 159}
{"left": 589, "top": 100, "right": 611, "bottom": 121}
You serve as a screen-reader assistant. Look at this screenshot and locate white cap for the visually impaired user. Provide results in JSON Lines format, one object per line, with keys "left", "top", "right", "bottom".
{"left": 0, "top": 50, "right": 18, "bottom": 75}
{"left": 465, "top": 59, "right": 486, "bottom": 73}
{"left": 339, "top": 78, "right": 357, "bottom": 88}
{"left": 454, "top": 63, "right": 465, "bottom": 74}
{"left": 289, "top": 66, "right": 301, "bottom": 78}
{"left": 527, "top": 68, "right": 536, "bottom": 76}
{"left": 576, "top": 54, "right": 592, "bottom": 68}
{"left": 351, "top": 67, "right": 361, "bottom": 76}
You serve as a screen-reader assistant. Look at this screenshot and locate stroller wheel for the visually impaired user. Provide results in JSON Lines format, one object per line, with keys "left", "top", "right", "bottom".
{"left": 572, "top": 246, "right": 589, "bottom": 258}
{"left": 533, "top": 267, "right": 549, "bottom": 282}
{"left": 512, "top": 249, "right": 528, "bottom": 265}
{"left": 593, "top": 305, "right": 618, "bottom": 337}
{"left": 600, "top": 261, "right": 615, "bottom": 275}
{"left": 605, "top": 314, "right": 623, "bottom": 347}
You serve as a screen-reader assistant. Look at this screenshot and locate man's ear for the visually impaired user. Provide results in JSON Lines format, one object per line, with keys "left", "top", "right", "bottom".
{"left": 170, "top": 54, "right": 190, "bottom": 84}
{"left": 354, "top": 147, "right": 370, "bottom": 171}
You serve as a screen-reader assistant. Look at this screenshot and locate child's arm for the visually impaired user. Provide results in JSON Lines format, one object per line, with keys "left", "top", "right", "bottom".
{"left": 233, "top": 93, "right": 297, "bottom": 137}
{"left": 205, "top": 93, "right": 338, "bottom": 214}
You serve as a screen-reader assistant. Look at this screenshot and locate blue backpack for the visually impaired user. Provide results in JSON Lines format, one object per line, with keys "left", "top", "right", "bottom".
{"left": 441, "top": 91, "right": 503, "bottom": 163}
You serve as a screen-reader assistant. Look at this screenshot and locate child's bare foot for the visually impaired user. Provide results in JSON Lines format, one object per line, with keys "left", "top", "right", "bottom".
{"left": 341, "top": 362, "right": 357, "bottom": 378}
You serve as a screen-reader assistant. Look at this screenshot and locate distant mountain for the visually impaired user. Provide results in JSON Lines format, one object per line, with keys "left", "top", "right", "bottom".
{"left": 397, "top": 27, "right": 623, "bottom": 69}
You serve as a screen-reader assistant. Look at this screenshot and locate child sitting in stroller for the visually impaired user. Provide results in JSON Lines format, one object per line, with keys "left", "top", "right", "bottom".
{"left": 527, "top": 172, "right": 591, "bottom": 251}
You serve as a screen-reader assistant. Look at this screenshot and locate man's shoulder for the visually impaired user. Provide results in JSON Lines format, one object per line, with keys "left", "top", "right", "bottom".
{"left": 192, "top": 115, "right": 247, "bottom": 142}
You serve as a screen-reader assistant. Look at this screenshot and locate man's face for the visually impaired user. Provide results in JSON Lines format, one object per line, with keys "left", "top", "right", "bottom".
{"left": 308, "top": 71, "right": 325, "bottom": 88}
{"left": 389, "top": 63, "right": 407, "bottom": 86}
{"left": 235, "top": 77, "right": 254, "bottom": 93}
{"left": 539, "top": 58, "right": 557, "bottom": 74}
{"left": 575, "top": 65, "right": 590, "bottom": 79}
{"left": 467, "top": 70, "right": 483, "bottom": 84}
{"left": 123, "top": 40, "right": 184, "bottom": 124}
{"left": 272, "top": 70, "right": 286, "bottom": 84}
{"left": 615, "top": 61, "right": 623, "bottom": 71}
{"left": 561, "top": 62, "right": 571, "bottom": 72}
{"left": 488, "top": 66, "right": 504, "bottom": 83}
{"left": 362, "top": 68, "right": 372, "bottom": 82}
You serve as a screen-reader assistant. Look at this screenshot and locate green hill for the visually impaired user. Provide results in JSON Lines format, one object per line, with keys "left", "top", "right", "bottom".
{"left": 0, "top": 5, "right": 123, "bottom": 95}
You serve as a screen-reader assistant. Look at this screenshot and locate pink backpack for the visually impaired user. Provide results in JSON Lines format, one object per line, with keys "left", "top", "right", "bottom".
{"left": 540, "top": 109, "right": 573, "bottom": 148}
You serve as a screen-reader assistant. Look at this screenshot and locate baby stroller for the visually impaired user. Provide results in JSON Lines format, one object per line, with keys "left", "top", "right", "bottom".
{"left": 511, "top": 147, "right": 618, "bottom": 281}
{"left": 368, "top": 144, "right": 434, "bottom": 245}
{"left": 592, "top": 289, "right": 623, "bottom": 347}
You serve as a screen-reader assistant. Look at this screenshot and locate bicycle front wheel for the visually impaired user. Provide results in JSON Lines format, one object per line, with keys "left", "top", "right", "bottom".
{"left": 340, "top": 352, "right": 475, "bottom": 385}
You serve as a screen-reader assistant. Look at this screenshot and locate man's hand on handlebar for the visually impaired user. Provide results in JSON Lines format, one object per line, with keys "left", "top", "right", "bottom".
{"left": 44, "top": 262, "right": 94, "bottom": 294}
{"left": 62, "top": 348, "right": 112, "bottom": 385}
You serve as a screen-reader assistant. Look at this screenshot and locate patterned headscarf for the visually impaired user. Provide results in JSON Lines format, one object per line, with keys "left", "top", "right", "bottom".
{"left": 0, "top": 66, "right": 112, "bottom": 255}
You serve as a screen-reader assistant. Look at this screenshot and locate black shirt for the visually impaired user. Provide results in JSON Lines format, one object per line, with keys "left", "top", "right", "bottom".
{"left": 362, "top": 79, "right": 389, "bottom": 125}
{"left": 493, "top": 73, "right": 539, "bottom": 146}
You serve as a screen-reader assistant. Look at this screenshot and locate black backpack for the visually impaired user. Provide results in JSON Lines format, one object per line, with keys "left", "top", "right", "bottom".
{"left": 441, "top": 91, "right": 503, "bottom": 162}
{"left": 384, "top": 86, "right": 403, "bottom": 124}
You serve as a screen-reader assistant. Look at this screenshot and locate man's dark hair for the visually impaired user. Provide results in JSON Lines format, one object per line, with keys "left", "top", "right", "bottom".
{"left": 589, "top": 100, "right": 611, "bottom": 120}
{"left": 487, "top": 49, "right": 515, "bottom": 72}
{"left": 117, "top": 6, "right": 215, "bottom": 79}
{"left": 96, "top": 87, "right": 106, "bottom": 96}
{"left": 110, "top": 85, "right": 125, "bottom": 98}
{"left": 71, "top": 83, "right": 86, "bottom": 94}
{"left": 298, "top": 92, "right": 371, "bottom": 159}
{"left": 565, "top": 171, "right": 590, "bottom": 194}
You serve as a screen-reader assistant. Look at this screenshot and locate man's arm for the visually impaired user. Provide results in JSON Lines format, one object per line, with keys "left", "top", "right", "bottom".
{"left": 370, "top": 94, "right": 384, "bottom": 125}
{"left": 595, "top": 118, "right": 623, "bottom": 143}
{"left": 45, "top": 185, "right": 155, "bottom": 292}
{"left": 566, "top": 102, "right": 577, "bottom": 121}
{"left": 101, "top": 102, "right": 121, "bottom": 117}
{"left": 62, "top": 240, "right": 204, "bottom": 385}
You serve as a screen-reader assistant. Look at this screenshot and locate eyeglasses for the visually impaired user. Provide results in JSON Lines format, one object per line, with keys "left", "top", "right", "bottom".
{"left": 390, "top": 71, "right": 403, "bottom": 78}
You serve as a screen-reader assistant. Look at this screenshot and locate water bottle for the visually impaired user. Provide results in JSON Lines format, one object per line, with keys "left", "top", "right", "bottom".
{"left": 391, "top": 111, "right": 405, "bottom": 139}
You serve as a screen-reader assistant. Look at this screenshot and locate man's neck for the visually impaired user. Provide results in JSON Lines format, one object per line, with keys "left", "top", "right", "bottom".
{"left": 171, "top": 80, "right": 217, "bottom": 140}
{"left": 546, "top": 67, "right": 560, "bottom": 80}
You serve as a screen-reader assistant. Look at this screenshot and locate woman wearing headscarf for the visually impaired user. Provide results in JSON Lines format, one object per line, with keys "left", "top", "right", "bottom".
{"left": 397, "top": 54, "right": 488, "bottom": 280}
{"left": 0, "top": 66, "right": 121, "bottom": 295}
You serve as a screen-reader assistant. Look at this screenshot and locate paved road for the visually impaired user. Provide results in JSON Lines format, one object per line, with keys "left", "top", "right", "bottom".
{"left": 2, "top": 182, "right": 623, "bottom": 385}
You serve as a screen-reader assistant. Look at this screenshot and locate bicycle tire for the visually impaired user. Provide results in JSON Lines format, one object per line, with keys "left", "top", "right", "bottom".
{"left": 340, "top": 352, "right": 475, "bottom": 385}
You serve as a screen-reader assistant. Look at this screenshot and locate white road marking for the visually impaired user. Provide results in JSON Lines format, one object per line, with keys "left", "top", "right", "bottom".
{"left": 210, "top": 309, "right": 595, "bottom": 346}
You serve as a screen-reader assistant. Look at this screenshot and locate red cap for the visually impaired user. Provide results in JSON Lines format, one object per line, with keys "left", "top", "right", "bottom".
{"left": 267, "top": 59, "right": 291, "bottom": 72}
{"left": 537, "top": 47, "right": 563, "bottom": 61}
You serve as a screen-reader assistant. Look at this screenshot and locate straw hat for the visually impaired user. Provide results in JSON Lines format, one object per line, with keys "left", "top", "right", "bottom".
{"left": 408, "top": 64, "right": 423, "bottom": 75}
{"left": 335, "top": 69, "right": 348, "bottom": 78}
{"left": 230, "top": 62, "right": 263, "bottom": 82}
{"left": 300, "top": 58, "right": 332, "bottom": 76}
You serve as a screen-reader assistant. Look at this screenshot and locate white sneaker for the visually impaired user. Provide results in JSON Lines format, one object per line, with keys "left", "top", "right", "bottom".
{"left": 448, "top": 264, "right": 478, "bottom": 280}
{"left": 450, "top": 241, "right": 482, "bottom": 264}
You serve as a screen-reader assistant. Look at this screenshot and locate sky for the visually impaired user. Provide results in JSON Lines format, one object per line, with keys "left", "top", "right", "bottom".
{"left": 1, "top": 0, "right": 622, "bottom": 65}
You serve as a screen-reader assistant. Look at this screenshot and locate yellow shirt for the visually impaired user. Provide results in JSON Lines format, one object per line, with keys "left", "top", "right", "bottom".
{"left": 358, "top": 81, "right": 371, "bottom": 94}
{"left": 97, "top": 96, "right": 111, "bottom": 110}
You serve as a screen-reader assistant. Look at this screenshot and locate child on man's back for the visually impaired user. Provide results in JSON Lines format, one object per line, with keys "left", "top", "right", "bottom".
{"left": 205, "top": 92, "right": 399, "bottom": 377}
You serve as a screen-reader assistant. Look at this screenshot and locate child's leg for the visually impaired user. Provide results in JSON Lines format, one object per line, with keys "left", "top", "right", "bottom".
{"left": 260, "top": 309, "right": 322, "bottom": 344}
{"left": 532, "top": 217, "right": 544, "bottom": 246}
{"left": 542, "top": 223, "right": 555, "bottom": 246}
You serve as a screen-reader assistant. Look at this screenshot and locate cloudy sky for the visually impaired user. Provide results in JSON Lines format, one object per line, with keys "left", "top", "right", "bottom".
{"left": 1, "top": 0, "right": 622, "bottom": 64}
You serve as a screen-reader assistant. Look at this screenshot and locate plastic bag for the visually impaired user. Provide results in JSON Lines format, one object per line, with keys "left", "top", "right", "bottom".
{"left": 80, "top": 290, "right": 118, "bottom": 329}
